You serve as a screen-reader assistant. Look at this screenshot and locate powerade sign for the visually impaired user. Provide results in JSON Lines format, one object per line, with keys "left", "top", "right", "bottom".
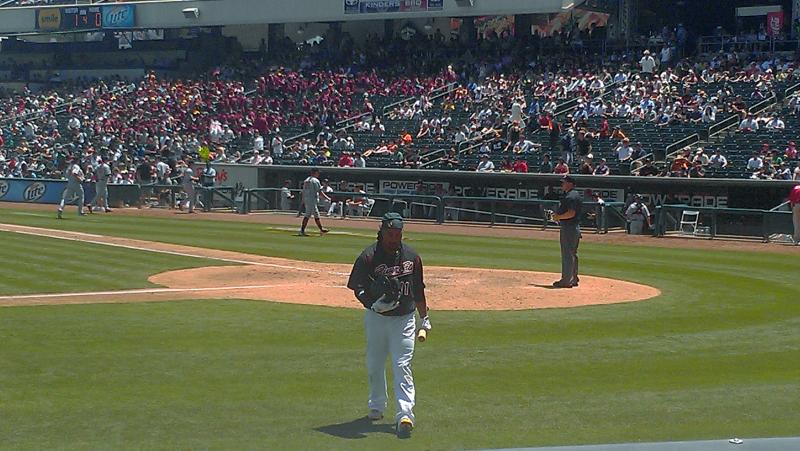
{"left": 345, "top": 0, "right": 443, "bottom": 14}
{"left": 0, "top": 179, "right": 66, "bottom": 204}
{"left": 102, "top": 5, "right": 135, "bottom": 29}
{"left": 380, "top": 179, "right": 539, "bottom": 199}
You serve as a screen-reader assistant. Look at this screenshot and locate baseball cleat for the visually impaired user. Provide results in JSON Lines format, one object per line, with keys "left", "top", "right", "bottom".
{"left": 298, "top": 231, "right": 309, "bottom": 236}
{"left": 367, "top": 409, "right": 383, "bottom": 421}
{"left": 57, "top": 210, "right": 63, "bottom": 219}
{"left": 396, "top": 417, "right": 413, "bottom": 438}
{"left": 551, "top": 280, "right": 573, "bottom": 288}
{"left": 320, "top": 229, "right": 330, "bottom": 234}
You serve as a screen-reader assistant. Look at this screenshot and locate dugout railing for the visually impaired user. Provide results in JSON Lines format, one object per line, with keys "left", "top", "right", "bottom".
{"left": 654, "top": 204, "right": 794, "bottom": 242}
{"left": 241, "top": 188, "right": 625, "bottom": 232}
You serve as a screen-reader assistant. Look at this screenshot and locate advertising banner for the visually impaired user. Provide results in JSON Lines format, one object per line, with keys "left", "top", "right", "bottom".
{"left": 191, "top": 163, "right": 259, "bottom": 189}
{"left": 102, "top": 5, "right": 136, "bottom": 29}
{"left": 0, "top": 179, "right": 66, "bottom": 204}
{"left": 766, "top": 11, "right": 784, "bottom": 37}
{"left": 35, "top": 8, "right": 62, "bottom": 31}
{"left": 345, "top": 0, "right": 442, "bottom": 14}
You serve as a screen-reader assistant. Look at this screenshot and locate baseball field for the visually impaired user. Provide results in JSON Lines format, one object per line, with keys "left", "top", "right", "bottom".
{"left": 0, "top": 204, "right": 798, "bottom": 450}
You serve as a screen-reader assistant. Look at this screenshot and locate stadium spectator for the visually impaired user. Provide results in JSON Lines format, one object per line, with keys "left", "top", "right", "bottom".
{"left": 554, "top": 157, "right": 570, "bottom": 174}
{"left": 476, "top": 154, "right": 494, "bottom": 172}
{"left": 512, "top": 156, "right": 528, "bottom": 173}
{"left": 708, "top": 149, "right": 728, "bottom": 169}
{"left": 747, "top": 153, "right": 764, "bottom": 171}
{"left": 738, "top": 113, "right": 759, "bottom": 132}
{"left": 538, "top": 154, "right": 554, "bottom": 174}
{"left": 593, "top": 158, "right": 611, "bottom": 176}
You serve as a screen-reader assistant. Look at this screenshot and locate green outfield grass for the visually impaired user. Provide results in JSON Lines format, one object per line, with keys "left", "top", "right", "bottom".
{"left": 0, "top": 207, "right": 799, "bottom": 450}
{"left": 0, "top": 231, "right": 224, "bottom": 295}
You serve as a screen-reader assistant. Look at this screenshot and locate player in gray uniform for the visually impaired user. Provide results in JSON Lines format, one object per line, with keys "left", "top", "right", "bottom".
{"left": 91, "top": 156, "right": 112, "bottom": 213}
{"left": 550, "top": 175, "right": 582, "bottom": 288}
{"left": 279, "top": 180, "right": 294, "bottom": 210}
{"left": 180, "top": 158, "right": 199, "bottom": 213}
{"left": 299, "top": 168, "right": 331, "bottom": 236}
{"left": 57, "top": 156, "right": 86, "bottom": 219}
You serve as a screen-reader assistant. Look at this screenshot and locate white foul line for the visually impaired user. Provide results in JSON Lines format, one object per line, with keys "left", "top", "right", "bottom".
{"left": 0, "top": 223, "right": 348, "bottom": 274}
{"left": 0, "top": 284, "right": 292, "bottom": 301}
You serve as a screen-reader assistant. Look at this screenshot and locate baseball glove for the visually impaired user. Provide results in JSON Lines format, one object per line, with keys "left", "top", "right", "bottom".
{"left": 544, "top": 209, "right": 555, "bottom": 222}
{"left": 368, "top": 274, "right": 402, "bottom": 313}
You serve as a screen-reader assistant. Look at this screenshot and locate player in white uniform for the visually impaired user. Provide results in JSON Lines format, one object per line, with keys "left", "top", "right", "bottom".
{"left": 57, "top": 157, "right": 86, "bottom": 219}
{"left": 180, "top": 158, "right": 199, "bottom": 213}
{"left": 346, "top": 213, "right": 431, "bottom": 438}
{"left": 299, "top": 168, "right": 331, "bottom": 236}
{"left": 91, "top": 156, "right": 112, "bottom": 213}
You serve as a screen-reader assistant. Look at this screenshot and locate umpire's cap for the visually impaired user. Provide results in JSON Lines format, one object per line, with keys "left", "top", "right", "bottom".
{"left": 381, "top": 212, "right": 404, "bottom": 230}
{"left": 561, "top": 175, "right": 576, "bottom": 185}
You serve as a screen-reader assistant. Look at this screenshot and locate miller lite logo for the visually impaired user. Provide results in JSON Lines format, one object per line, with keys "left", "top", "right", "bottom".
{"left": 23, "top": 182, "right": 46, "bottom": 202}
{"left": 0, "top": 181, "right": 9, "bottom": 199}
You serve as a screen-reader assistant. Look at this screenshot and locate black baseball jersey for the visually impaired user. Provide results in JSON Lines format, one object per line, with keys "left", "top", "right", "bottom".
{"left": 557, "top": 189, "right": 582, "bottom": 226}
{"left": 347, "top": 242, "right": 425, "bottom": 316}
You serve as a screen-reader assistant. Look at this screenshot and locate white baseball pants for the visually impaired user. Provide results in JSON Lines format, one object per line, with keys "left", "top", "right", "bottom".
{"left": 364, "top": 309, "right": 416, "bottom": 424}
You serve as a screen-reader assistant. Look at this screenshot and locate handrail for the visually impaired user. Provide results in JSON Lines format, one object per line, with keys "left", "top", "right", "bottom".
{"left": 703, "top": 92, "right": 777, "bottom": 141}
{"left": 629, "top": 152, "right": 655, "bottom": 175}
{"left": 770, "top": 201, "right": 791, "bottom": 212}
{"left": 663, "top": 133, "right": 700, "bottom": 162}
{"left": 654, "top": 203, "right": 793, "bottom": 241}
{"left": 784, "top": 81, "right": 800, "bottom": 98}
{"left": 423, "top": 82, "right": 619, "bottom": 169}
{"left": 1, "top": 83, "right": 133, "bottom": 126}
{"left": 286, "top": 82, "right": 456, "bottom": 146}
{"left": 381, "top": 82, "right": 457, "bottom": 117}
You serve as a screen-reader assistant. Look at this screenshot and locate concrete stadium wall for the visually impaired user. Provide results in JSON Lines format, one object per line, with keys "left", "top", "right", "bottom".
{"left": 0, "top": 0, "right": 570, "bottom": 34}
{"left": 254, "top": 166, "right": 799, "bottom": 209}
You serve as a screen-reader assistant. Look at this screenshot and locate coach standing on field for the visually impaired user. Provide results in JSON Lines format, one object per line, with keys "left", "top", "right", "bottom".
{"left": 551, "top": 175, "right": 582, "bottom": 288}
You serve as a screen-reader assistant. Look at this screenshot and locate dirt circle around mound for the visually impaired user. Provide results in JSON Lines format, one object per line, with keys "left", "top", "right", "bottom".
{"left": 149, "top": 264, "right": 661, "bottom": 311}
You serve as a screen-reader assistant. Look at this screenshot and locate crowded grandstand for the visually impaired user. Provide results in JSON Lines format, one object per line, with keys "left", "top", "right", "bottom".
{"left": 1, "top": 0, "right": 798, "bottom": 195}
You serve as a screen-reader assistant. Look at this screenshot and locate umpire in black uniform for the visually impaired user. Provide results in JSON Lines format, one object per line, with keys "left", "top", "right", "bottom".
{"left": 552, "top": 175, "right": 582, "bottom": 288}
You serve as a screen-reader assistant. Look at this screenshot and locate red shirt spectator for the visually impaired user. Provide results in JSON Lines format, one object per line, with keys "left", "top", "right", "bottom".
{"left": 554, "top": 159, "right": 570, "bottom": 174}
{"left": 785, "top": 142, "right": 797, "bottom": 159}
{"left": 338, "top": 152, "right": 354, "bottom": 167}
{"left": 512, "top": 158, "right": 529, "bottom": 173}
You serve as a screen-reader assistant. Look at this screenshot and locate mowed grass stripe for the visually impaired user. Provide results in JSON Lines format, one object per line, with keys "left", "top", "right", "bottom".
{"left": 0, "top": 300, "right": 798, "bottom": 449}
{"left": 0, "top": 230, "right": 227, "bottom": 295}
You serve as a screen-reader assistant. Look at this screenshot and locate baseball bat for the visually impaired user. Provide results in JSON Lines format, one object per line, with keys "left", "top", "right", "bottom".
{"left": 417, "top": 329, "right": 427, "bottom": 342}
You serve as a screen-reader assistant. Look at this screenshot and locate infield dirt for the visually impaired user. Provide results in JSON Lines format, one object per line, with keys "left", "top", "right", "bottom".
{"left": 0, "top": 222, "right": 659, "bottom": 309}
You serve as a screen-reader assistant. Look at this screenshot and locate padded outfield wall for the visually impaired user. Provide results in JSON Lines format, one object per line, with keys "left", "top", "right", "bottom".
{"left": 2, "top": 166, "right": 795, "bottom": 209}
{"left": 257, "top": 165, "right": 798, "bottom": 210}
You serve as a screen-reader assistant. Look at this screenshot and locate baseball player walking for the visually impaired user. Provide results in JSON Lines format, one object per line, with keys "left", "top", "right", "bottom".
{"left": 91, "top": 156, "right": 112, "bottom": 213}
{"left": 550, "top": 175, "right": 582, "bottom": 288}
{"left": 347, "top": 213, "right": 431, "bottom": 438}
{"left": 299, "top": 168, "right": 330, "bottom": 236}
{"left": 57, "top": 156, "right": 86, "bottom": 219}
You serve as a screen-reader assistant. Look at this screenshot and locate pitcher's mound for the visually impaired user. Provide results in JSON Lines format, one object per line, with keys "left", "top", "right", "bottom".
{"left": 150, "top": 264, "right": 660, "bottom": 311}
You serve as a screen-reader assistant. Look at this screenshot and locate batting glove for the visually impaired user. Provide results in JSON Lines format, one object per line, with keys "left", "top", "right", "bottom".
{"left": 420, "top": 316, "right": 432, "bottom": 331}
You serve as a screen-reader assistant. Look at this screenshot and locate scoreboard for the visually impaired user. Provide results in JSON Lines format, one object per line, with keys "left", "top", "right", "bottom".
{"left": 36, "top": 5, "right": 135, "bottom": 31}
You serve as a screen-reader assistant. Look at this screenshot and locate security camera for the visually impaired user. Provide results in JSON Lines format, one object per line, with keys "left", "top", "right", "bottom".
{"left": 182, "top": 8, "right": 199, "bottom": 19}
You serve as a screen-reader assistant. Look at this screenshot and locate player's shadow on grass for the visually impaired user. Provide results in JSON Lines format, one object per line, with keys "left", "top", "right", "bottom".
{"left": 315, "top": 416, "right": 396, "bottom": 439}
